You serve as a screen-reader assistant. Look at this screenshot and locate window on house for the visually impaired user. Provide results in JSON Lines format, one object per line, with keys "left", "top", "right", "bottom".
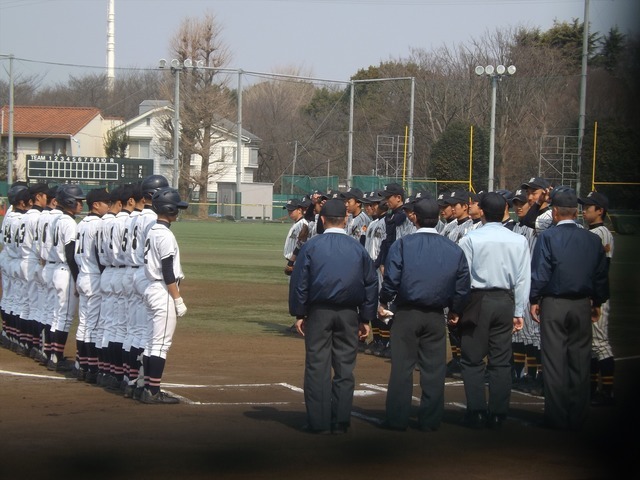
{"left": 249, "top": 149, "right": 258, "bottom": 166}
{"left": 39, "top": 138, "right": 67, "bottom": 155}
{"left": 221, "top": 146, "right": 236, "bottom": 163}
{"left": 129, "top": 140, "right": 151, "bottom": 158}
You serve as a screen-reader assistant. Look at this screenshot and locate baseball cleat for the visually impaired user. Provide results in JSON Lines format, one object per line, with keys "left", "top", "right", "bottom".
{"left": 140, "top": 389, "right": 179, "bottom": 404}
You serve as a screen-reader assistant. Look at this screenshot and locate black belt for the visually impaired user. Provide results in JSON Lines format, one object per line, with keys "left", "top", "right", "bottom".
{"left": 131, "top": 266, "right": 140, "bottom": 269}
{"left": 118, "top": 265, "right": 126, "bottom": 268}
{"left": 48, "top": 261, "right": 57, "bottom": 264}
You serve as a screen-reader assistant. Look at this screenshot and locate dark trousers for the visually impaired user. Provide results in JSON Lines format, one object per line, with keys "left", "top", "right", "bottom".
{"left": 303, "top": 305, "right": 359, "bottom": 431}
{"left": 540, "top": 297, "right": 592, "bottom": 430}
{"left": 386, "top": 307, "right": 445, "bottom": 430}
{"left": 460, "top": 290, "right": 514, "bottom": 415}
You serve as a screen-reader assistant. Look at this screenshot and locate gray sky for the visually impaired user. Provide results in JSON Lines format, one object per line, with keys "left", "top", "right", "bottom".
{"left": 0, "top": 0, "right": 638, "bottom": 85}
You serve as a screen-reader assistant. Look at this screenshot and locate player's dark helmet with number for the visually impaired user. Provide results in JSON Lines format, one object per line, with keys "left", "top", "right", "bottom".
{"left": 141, "top": 174, "right": 169, "bottom": 199}
{"left": 151, "top": 187, "right": 188, "bottom": 216}
{"left": 7, "top": 182, "right": 28, "bottom": 205}
{"left": 56, "top": 184, "right": 86, "bottom": 210}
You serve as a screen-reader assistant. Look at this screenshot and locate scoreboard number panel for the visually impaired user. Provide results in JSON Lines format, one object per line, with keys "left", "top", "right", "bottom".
{"left": 26, "top": 155, "right": 154, "bottom": 184}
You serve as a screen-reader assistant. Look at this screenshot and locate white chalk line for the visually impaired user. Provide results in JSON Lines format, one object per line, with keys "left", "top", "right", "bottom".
{"left": 0, "top": 368, "right": 543, "bottom": 408}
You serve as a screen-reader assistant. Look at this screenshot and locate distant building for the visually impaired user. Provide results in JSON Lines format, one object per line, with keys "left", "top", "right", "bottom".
{"left": 0, "top": 105, "right": 122, "bottom": 180}
{"left": 113, "top": 101, "right": 272, "bottom": 219}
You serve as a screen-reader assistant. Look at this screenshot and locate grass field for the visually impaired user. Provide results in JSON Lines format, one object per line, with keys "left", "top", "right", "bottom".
{"left": 174, "top": 219, "right": 639, "bottom": 357}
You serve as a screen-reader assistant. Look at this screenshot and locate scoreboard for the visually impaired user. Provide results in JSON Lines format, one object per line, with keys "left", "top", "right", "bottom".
{"left": 26, "top": 155, "right": 154, "bottom": 184}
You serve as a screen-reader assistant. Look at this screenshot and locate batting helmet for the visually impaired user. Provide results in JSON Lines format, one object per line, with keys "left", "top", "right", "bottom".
{"left": 141, "top": 174, "right": 169, "bottom": 199}
{"left": 7, "top": 183, "right": 28, "bottom": 205}
{"left": 56, "top": 184, "right": 86, "bottom": 210}
{"left": 151, "top": 187, "right": 188, "bottom": 216}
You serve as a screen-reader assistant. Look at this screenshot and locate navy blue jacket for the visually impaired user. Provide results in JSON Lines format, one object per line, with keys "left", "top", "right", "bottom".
{"left": 380, "top": 229, "right": 471, "bottom": 314}
{"left": 289, "top": 229, "right": 378, "bottom": 323}
{"left": 530, "top": 222, "right": 609, "bottom": 306}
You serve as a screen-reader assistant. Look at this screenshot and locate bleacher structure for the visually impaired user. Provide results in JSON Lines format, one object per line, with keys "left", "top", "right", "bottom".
{"left": 538, "top": 135, "right": 580, "bottom": 189}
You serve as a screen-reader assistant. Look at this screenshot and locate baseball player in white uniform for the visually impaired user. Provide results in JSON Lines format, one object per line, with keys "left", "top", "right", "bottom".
{"left": 467, "top": 191, "right": 485, "bottom": 232}
{"left": 440, "top": 190, "right": 471, "bottom": 377}
{"left": 579, "top": 191, "right": 615, "bottom": 406}
{"left": 282, "top": 198, "right": 309, "bottom": 275}
{"left": 107, "top": 184, "right": 136, "bottom": 391}
{"left": 74, "top": 188, "right": 110, "bottom": 382}
{"left": 16, "top": 183, "right": 49, "bottom": 357}
{"left": 97, "top": 186, "right": 123, "bottom": 387}
{"left": 511, "top": 186, "right": 543, "bottom": 394}
{"left": 46, "top": 184, "right": 85, "bottom": 371}
{"left": 437, "top": 191, "right": 457, "bottom": 236}
{"left": 1, "top": 183, "right": 29, "bottom": 351}
{"left": 125, "top": 175, "right": 169, "bottom": 400}
{"left": 37, "top": 187, "right": 62, "bottom": 363}
{"left": 342, "top": 188, "right": 370, "bottom": 245}
{"left": 119, "top": 183, "right": 148, "bottom": 397}
{"left": 141, "top": 186, "right": 188, "bottom": 404}
{"left": 362, "top": 191, "right": 387, "bottom": 355}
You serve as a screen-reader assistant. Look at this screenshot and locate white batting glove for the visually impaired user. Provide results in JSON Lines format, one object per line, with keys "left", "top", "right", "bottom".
{"left": 174, "top": 297, "right": 187, "bottom": 317}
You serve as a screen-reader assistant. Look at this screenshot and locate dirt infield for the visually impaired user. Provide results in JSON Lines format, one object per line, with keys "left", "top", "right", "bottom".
{"left": 0, "top": 329, "right": 633, "bottom": 480}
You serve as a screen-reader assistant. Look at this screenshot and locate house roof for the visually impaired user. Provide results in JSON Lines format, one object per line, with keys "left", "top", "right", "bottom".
{"left": 0, "top": 105, "right": 102, "bottom": 138}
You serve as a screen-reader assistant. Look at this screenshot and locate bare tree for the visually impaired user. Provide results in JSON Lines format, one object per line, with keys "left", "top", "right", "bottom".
{"left": 243, "top": 66, "right": 342, "bottom": 191}
{"left": 161, "top": 11, "right": 234, "bottom": 217}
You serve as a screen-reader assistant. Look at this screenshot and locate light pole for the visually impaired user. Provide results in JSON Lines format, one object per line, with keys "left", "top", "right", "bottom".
{"left": 475, "top": 64, "right": 515, "bottom": 192}
{"left": 159, "top": 58, "right": 195, "bottom": 189}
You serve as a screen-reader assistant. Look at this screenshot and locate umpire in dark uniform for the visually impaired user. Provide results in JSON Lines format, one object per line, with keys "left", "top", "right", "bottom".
{"left": 379, "top": 198, "right": 470, "bottom": 431}
{"left": 456, "top": 193, "right": 532, "bottom": 429}
{"left": 289, "top": 198, "right": 378, "bottom": 434}
{"left": 530, "top": 188, "right": 609, "bottom": 431}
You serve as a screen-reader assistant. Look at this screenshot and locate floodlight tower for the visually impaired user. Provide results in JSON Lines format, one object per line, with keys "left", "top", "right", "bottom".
{"left": 475, "top": 64, "right": 516, "bottom": 192}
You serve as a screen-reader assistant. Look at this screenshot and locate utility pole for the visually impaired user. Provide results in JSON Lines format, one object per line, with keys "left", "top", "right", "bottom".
{"left": 576, "top": 0, "right": 590, "bottom": 196}
{"left": 8, "top": 54, "right": 14, "bottom": 183}
{"left": 291, "top": 140, "right": 298, "bottom": 195}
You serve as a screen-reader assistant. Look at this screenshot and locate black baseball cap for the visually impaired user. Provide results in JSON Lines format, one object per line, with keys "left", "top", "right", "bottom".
{"left": 521, "top": 177, "right": 550, "bottom": 190}
{"left": 444, "top": 190, "right": 468, "bottom": 205}
{"left": 578, "top": 191, "right": 609, "bottom": 210}
{"left": 368, "top": 191, "right": 385, "bottom": 202}
{"left": 340, "top": 187, "right": 364, "bottom": 201}
{"left": 479, "top": 192, "right": 507, "bottom": 218}
{"left": 402, "top": 195, "right": 418, "bottom": 211}
{"left": 511, "top": 188, "right": 527, "bottom": 205}
{"left": 28, "top": 183, "right": 49, "bottom": 195}
{"left": 15, "top": 187, "right": 31, "bottom": 204}
{"left": 310, "top": 189, "right": 328, "bottom": 200}
{"left": 469, "top": 190, "right": 485, "bottom": 203}
{"left": 413, "top": 198, "right": 440, "bottom": 220}
{"left": 495, "top": 189, "right": 514, "bottom": 206}
{"left": 437, "top": 191, "right": 450, "bottom": 207}
{"left": 283, "top": 199, "right": 303, "bottom": 211}
{"left": 413, "top": 190, "right": 432, "bottom": 200}
{"left": 551, "top": 188, "right": 578, "bottom": 208}
{"left": 381, "top": 183, "right": 405, "bottom": 198}
{"left": 321, "top": 198, "right": 347, "bottom": 217}
{"left": 86, "top": 188, "right": 111, "bottom": 205}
